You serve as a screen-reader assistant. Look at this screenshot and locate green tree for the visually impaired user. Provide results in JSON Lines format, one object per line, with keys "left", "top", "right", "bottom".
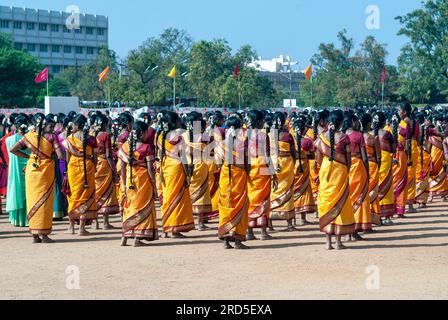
{"left": 396, "top": 0, "right": 448, "bottom": 103}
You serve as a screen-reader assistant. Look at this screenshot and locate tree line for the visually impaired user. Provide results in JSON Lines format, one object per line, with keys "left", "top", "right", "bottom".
{"left": 0, "top": 0, "right": 447, "bottom": 108}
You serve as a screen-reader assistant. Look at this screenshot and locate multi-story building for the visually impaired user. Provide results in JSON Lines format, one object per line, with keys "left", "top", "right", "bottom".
{"left": 249, "top": 55, "right": 304, "bottom": 92}
{"left": 0, "top": 5, "right": 108, "bottom": 74}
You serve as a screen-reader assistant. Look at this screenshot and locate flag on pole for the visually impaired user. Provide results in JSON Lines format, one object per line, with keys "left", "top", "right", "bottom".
{"left": 35, "top": 67, "right": 49, "bottom": 84}
{"left": 304, "top": 64, "right": 313, "bottom": 81}
{"left": 168, "top": 66, "right": 177, "bottom": 78}
{"left": 381, "top": 64, "right": 386, "bottom": 84}
{"left": 233, "top": 64, "right": 240, "bottom": 78}
{"left": 99, "top": 66, "right": 110, "bottom": 83}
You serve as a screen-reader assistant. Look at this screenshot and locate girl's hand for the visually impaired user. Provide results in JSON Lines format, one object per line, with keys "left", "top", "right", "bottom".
{"left": 272, "top": 175, "right": 279, "bottom": 192}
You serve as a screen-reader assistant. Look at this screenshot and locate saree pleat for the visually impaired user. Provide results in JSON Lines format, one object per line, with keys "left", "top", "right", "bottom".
{"left": 23, "top": 131, "right": 55, "bottom": 235}
{"left": 95, "top": 157, "right": 119, "bottom": 216}
{"left": 429, "top": 137, "right": 448, "bottom": 197}
{"left": 416, "top": 147, "right": 431, "bottom": 204}
{"left": 306, "top": 129, "right": 319, "bottom": 200}
{"left": 379, "top": 150, "right": 395, "bottom": 218}
{"left": 366, "top": 142, "right": 380, "bottom": 223}
{"left": 247, "top": 157, "right": 271, "bottom": 229}
{"left": 6, "top": 134, "right": 28, "bottom": 227}
{"left": 53, "top": 154, "right": 68, "bottom": 219}
{"left": 119, "top": 142, "right": 158, "bottom": 240}
{"left": 208, "top": 161, "right": 221, "bottom": 218}
{"left": 270, "top": 140, "right": 295, "bottom": 220}
{"left": 393, "top": 122, "right": 409, "bottom": 216}
{"left": 218, "top": 164, "right": 249, "bottom": 241}
{"left": 294, "top": 156, "right": 316, "bottom": 215}
{"left": 349, "top": 157, "right": 372, "bottom": 232}
{"left": 67, "top": 136, "right": 97, "bottom": 222}
{"left": 406, "top": 140, "right": 419, "bottom": 204}
{"left": 316, "top": 136, "right": 355, "bottom": 236}
{"left": 159, "top": 137, "right": 195, "bottom": 234}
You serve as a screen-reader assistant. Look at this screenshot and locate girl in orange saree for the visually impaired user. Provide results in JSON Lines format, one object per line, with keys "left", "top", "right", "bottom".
{"left": 245, "top": 110, "right": 275, "bottom": 241}
{"left": 10, "top": 114, "right": 65, "bottom": 243}
{"left": 361, "top": 113, "right": 382, "bottom": 227}
{"left": 94, "top": 114, "right": 119, "bottom": 230}
{"left": 158, "top": 112, "right": 195, "bottom": 238}
{"left": 270, "top": 112, "right": 296, "bottom": 231}
{"left": 315, "top": 110, "right": 355, "bottom": 250}
{"left": 218, "top": 115, "right": 250, "bottom": 250}
{"left": 184, "top": 112, "right": 216, "bottom": 231}
{"left": 393, "top": 104, "right": 412, "bottom": 217}
{"left": 429, "top": 115, "right": 448, "bottom": 200}
{"left": 66, "top": 115, "right": 98, "bottom": 236}
{"left": 377, "top": 113, "right": 396, "bottom": 225}
{"left": 415, "top": 114, "right": 432, "bottom": 208}
{"left": 293, "top": 116, "right": 316, "bottom": 225}
{"left": 116, "top": 113, "right": 134, "bottom": 215}
{"left": 119, "top": 121, "right": 158, "bottom": 247}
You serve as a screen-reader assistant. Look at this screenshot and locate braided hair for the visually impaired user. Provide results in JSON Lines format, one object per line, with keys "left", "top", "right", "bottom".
{"left": 328, "top": 110, "right": 344, "bottom": 163}
{"left": 32, "top": 113, "right": 46, "bottom": 169}
{"left": 15, "top": 114, "right": 29, "bottom": 135}
{"left": 294, "top": 116, "right": 306, "bottom": 173}
{"left": 273, "top": 112, "right": 286, "bottom": 172}
{"left": 73, "top": 115, "right": 89, "bottom": 189}
{"left": 127, "top": 121, "right": 148, "bottom": 190}
{"left": 185, "top": 112, "right": 199, "bottom": 178}
{"left": 225, "top": 115, "right": 243, "bottom": 206}
{"left": 159, "top": 112, "right": 180, "bottom": 184}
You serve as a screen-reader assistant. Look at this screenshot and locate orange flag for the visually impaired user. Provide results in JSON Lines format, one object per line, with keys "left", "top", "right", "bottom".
{"left": 99, "top": 66, "right": 110, "bottom": 83}
{"left": 304, "top": 64, "right": 313, "bottom": 81}
{"left": 168, "top": 66, "right": 177, "bottom": 78}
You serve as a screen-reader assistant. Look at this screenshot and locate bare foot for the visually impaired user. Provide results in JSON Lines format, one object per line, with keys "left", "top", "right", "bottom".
{"left": 79, "top": 230, "right": 91, "bottom": 236}
{"left": 352, "top": 233, "right": 365, "bottom": 241}
{"left": 161, "top": 232, "right": 170, "bottom": 239}
{"left": 32, "top": 236, "right": 42, "bottom": 244}
{"left": 120, "top": 237, "right": 128, "bottom": 247}
{"left": 283, "top": 226, "right": 300, "bottom": 232}
{"left": 172, "top": 232, "right": 187, "bottom": 239}
{"left": 336, "top": 243, "right": 348, "bottom": 250}
{"left": 326, "top": 243, "right": 334, "bottom": 251}
{"left": 246, "top": 233, "right": 258, "bottom": 241}
{"left": 42, "top": 235, "right": 55, "bottom": 244}
{"left": 260, "top": 234, "right": 274, "bottom": 241}
{"left": 223, "top": 241, "right": 234, "bottom": 250}
{"left": 197, "top": 224, "right": 211, "bottom": 232}
{"left": 235, "top": 241, "right": 250, "bottom": 250}
{"left": 65, "top": 227, "right": 75, "bottom": 235}
{"left": 134, "top": 239, "right": 146, "bottom": 247}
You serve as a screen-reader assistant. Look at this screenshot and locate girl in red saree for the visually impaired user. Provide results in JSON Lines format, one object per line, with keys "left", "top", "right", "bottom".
{"left": 344, "top": 111, "right": 371, "bottom": 238}
{"left": 10, "top": 114, "right": 65, "bottom": 243}
{"left": 119, "top": 121, "right": 158, "bottom": 247}
{"left": 315, "top": 110, "right": 355, "bottom": 250}
{"left": 94, "top": 114, "right": 119, "bottom": 229}
{"left": 66, "top": 115, "right": 98, "bottom": 236}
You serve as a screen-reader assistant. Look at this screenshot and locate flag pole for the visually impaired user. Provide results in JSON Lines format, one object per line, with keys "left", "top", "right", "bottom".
{"left": 108, "top": 79, "right": 111, "bottom": 110}
{"left": 173, "top": 74, "right": 176, "bottom": 109}
{"left": 381, "top": 82, "right": 385, "bottom": 111}
{"left": 46, "top": 76, "right": 49, "bottom": 97}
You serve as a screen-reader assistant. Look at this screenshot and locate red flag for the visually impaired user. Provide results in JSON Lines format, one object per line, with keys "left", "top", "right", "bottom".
{"left": 381, "top": 64, "right": 386, "bottom": 84}
{"left": 35, "top": 67, "right": 49, "bottom": 84}
{"left": 233, "top": 64, "right": 240, "bottom": 78}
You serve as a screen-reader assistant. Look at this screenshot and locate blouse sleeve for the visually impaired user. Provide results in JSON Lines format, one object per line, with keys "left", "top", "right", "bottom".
{"left": 88, "top": 136, "right": 98, "bottom": 148}
{"left": 358, "top": 133, "right": 366, "bottom": 149}
{"left": 301, "top": 137, "right": 314, "bottom": 152}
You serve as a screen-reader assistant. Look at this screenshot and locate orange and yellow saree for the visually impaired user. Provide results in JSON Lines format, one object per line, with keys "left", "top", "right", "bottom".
{"left": 393, "top": 121, "right": 409, "bottom": 216}
{"left": 306, "top": 129, "right": 320, "bottom": 200}
{"left": 315, "top": 134, "right": 355, "bottom": 236}
{"left": 21, "top": 131, "right": 58, "bottom": 235}
{"left": 416, "top": 145, "right": 432, "bottom": 205}
{"left": 293, "top": 135, "right": 316, "bottom": 215}
{"left": 66, "top": 135, "right": 97, "bottom": 222}
{"left": 119, "top": 142, "right": 158, "bottom": 240}
{"left": 429, "top": 136, "right": 448, "bottom": 198}
{"left": 378, "top": 131, "right": 395, "bottom": 218}
{"left": 366, "top": 134, "right": 380, "bottom": 223}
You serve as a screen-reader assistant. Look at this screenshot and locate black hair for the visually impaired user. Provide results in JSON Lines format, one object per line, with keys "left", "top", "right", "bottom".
{"left": 93, "top": 113, "right": 108, "bottom": 138}
{"left": 360, "top": 113, "right": 372, "bottom": 134}
{"left": 328, "top": 110, "right": 344, "bottom": 162}
{"left": 32, "top": 113, "right": 46, "bottom": 169}
{"left": 225, "top": 115, "right": 243, "bottom": 204}
{"left": 185, "top": 112, "right": 202, "bottom": 178}
{"left": 15, "top": 114, "right": 29, "bottom": 135}
{"left": 294, "top": 116, "right": 307, "bottom": 173}
{"left": 159, "top": 112, "right": 180, "bottom": 185}
{"left": 73, "top": 114, "right": 89, "bottom": 189}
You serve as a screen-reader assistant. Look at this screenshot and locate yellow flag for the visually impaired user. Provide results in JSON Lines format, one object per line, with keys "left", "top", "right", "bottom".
{"left": 304, "top": 64, "right": 313, "bottom": 81}
{"left": 168, "top": 66, "right": 177, "bottom": 78}
{"left": 99, "top": 66, "right": 110, "bottom": 83}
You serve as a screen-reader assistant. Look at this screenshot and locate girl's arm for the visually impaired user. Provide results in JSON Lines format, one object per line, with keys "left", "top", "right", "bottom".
{"left": 10, "top": 140, "right": 29, "bottom": 159}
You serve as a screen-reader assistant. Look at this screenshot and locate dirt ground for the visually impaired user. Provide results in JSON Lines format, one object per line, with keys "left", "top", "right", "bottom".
{"left": 1, "top": 199, "right": 448, "bottom": 300}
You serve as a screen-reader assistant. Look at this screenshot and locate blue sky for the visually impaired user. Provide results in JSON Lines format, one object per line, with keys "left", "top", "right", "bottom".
{"left": 4, "top": 0, "right": 424, "bottom": 68}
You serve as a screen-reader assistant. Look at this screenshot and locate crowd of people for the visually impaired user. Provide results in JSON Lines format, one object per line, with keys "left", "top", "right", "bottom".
{"left": 0, "top": 103, "right": 447, "bottom": 250}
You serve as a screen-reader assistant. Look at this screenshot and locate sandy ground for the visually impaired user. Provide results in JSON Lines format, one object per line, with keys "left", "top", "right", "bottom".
{"left": 1, "top": 199, "right": 448, "bottom": 300}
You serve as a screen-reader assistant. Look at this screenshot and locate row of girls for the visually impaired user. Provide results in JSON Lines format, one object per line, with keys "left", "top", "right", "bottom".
{"left": 3, "top": 105, "right": 448, "bottom": 250}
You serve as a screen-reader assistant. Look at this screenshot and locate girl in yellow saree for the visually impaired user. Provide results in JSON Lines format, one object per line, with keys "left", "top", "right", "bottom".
{"left": 415, "top": 114, "right": 432, "bottom": 207}
{"left": 345, "top": 111, "right": 371, "bottom": 238}
{"left": 377, "top": 113, "right": 396, "bottom": 225}
{"left": 361, "top": 113, "right": 382, "bottom": 227}
{"left": 94, "top": 114, "right": 119, "bottom": 230}
{"left": 184, "top": 112, "right": 216, "bottom": 231}
{"left": 315, "top": 110, "right": 355, "bottom": 250}
{"left": 66, "top": 115, "right": 98, "bottom": 236}
{"left": 293, "top": 116, "right": 316, "bottom": 225}
{"left": 429, "top": 115, "right": 448, "bottom": 200}
{"left": 406, "top": 117, "right": 420, "bottom": 213}
{"left": 270, "top": 112, "right": 297, "bottom": 231}
{"left": 158, "top": 112, "right": 195, "bottom": 238}
{"left": 218, "top": 115, "right": 250, "bottom": 250}
{"left": 119, "top": 121, "right": 158, "bottom": 247}
{"left": 11, "top": 114, "right": 65, "bottom": 243}
{"left": 245, "top": 110, "right": 275, "bottom": 241}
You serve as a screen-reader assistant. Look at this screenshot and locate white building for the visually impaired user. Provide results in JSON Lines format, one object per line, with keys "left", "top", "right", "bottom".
{"left": 249, "top": 55, "right": 298, "bottom": 73}
{"left": 0, "top": 5, "right": 109, "bottom": 74}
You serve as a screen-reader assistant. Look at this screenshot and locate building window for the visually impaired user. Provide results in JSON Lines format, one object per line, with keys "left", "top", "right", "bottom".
{"left": 97, "top": 28, "right": 105, "bottom": 36}
{"left": 52, "top": 65, "right": 61, "bottom": 73}
{"left": 52, "top": 45, "right": 60, "bottom": 53}
{"left": 27, "top": 43, "right": 36, "bottom": 52}
{"left": 26, "top": 22, "right": 35, "bottom": 30}
{"left": 64, "top": 46, "right": 72, "bottom": 53}
{"left": 0, "top": 20, "right": 10, "bottom": 28}
{"left": 86, "top": 27, "right": 94, "bottom": 35}
{"left": 63, "top": 25, "right": 70, "bottom": 33}
{"left": 13, "top": 21, "right": 22, "bottom": 29}
{"left": 75, "top": 27, "right": 82, "bottom": 34}
{"left": 14, "top": 43, "right": 23, "bottom": 50}
{"left": 75, "top": 46, "right": 84, "bottom": 54}
{"left": 39, "top": 44, "right": 48, "bottom": 52}
{"left": 86, "top": 47, "right": 95, "bottom": 55}
{"left": 39, "top": 23, "right": 48, "bottom": 32}
{"left": 51, "top": 24, "right": 59, "bottom": 32}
